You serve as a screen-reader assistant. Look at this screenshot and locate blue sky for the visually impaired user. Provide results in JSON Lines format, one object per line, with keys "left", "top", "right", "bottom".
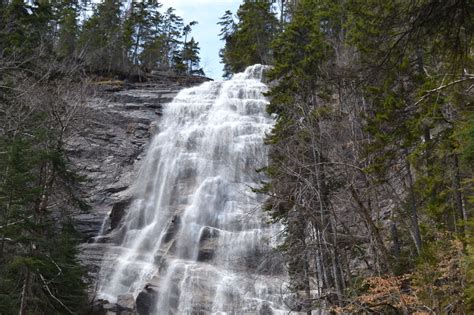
{"left": 160, "top": 0, "right": 242, "bottom": 80}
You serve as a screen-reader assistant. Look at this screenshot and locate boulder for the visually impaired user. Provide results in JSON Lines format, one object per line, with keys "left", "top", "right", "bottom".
{"left": 89, "top": 299, "right": 109, "bottom": 315}
{"left": 117, "top": 293, "right": 135, "bottom": 311}
{"left": 102, "top": 303, "right": 117, "bottom": 312}
{"left": 136, "top": 285, "right": 158, "bottom": 315}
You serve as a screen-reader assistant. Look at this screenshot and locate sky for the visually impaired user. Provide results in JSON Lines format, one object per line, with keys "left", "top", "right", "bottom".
{"left": 159, "top": 0, "right": 242, "bottom": 80}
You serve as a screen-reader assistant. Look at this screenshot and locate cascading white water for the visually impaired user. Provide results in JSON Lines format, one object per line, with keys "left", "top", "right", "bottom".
{"left": 97, "top": 65, "right": 290, "bottom": 314}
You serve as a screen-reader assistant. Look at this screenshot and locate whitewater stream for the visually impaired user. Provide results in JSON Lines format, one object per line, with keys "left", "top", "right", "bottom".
{"left": 97, "top": 65, "right": 290, "bottom": 314}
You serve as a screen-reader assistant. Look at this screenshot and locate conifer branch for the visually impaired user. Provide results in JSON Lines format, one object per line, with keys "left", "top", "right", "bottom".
{"left": 414, "top": 76, "right": 474, "bottom": 106}
{"left": 39, "top": 272, "right": 74, "bottom": 314}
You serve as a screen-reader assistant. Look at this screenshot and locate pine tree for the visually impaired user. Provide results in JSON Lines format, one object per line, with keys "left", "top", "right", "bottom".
{"left": 217, "top": 10, "right": 236, "bottom": 78}
{"left": 219, "top": 1, "right": 278, "bottom": 77}
{"left": 123, "top": 0, "right": 163, "bottom": 68}
{"left": 181, "top": 37, "right": 203, "bottom": 75}
{"left": 0, "top": 0, "right": 53, "bottom": 57}
{"left": 78, "top": 0, "right": 124, "bottom": 74}
{"left": 54, "top": 0, "right": 80, "bottom": 59}
{"left": 161, "top": 7, "right": 184, "bottom": 70}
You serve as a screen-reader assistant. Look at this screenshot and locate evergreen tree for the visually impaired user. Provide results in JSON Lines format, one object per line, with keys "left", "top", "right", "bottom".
{"left": 349, "top": 0, "right": 473, "bottom": 247}
{"left": 181, "top": 37, "right": 203, "bottom": 75}
{"left": 123, "top": 0, "right": 162, "bottom": 68}
{"left": 182, "top": 21, "right": 198, "bottom": 48}
{"left": 217, "top": 10, "right": 236, "bottom": 42}
{"left": 219, "top": 1, "right": 278, "bottom": 77}
{"left": 78, "top": 0, "right": 124, "bottom": 74}
{"left": 217, "top": 10, "right": 236, "bottom": 78}
{"left": 54, "top": 0, "right": 80, "bottom": 58}
{"left": 161, "top": 7, "right": 184, "bottom": 70}
{"left": 0, "top": 0, "right": 53, "bottom": 57}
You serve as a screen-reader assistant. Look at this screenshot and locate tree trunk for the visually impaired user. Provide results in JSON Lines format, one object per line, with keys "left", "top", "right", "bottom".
{"left": 350, "top": 186, "right": 391, "bottom": 271}
{"left": 133, "top": 25, "right": 142, "bottom": 66}
{"left": 391, "top": 221, "right": 401, "bottom": 259}
{"left": 287, "top": 209, "right": 311, "bottom": 313}
{"left": 452, "top": 153, "right": 467, "bottom": 233}
{"left": 404, "top": 154, "right": 423, "bottom": 254}
{"left": 19, "top": 268, "right": 31, "bottom": 315}
{"left": 280, "top": 0, "right": 285, "bottom": 25}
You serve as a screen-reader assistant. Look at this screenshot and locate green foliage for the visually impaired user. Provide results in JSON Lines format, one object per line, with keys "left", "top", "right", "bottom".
{"left": 0, "top": 0, "right": 53, "bottom": 57}
{"left": 219, "top": 1, "right": 278, "bottom": 77}
{"left": 79, "top": 0, "right": 125, "bottom": 73}
{"left": 132, "top": 6, "right": 204, "bottom": 75}
{"left": 181, "top": 37, "right": 204, "bottom": 75}
{"left": 54, "top": 0, "right": 80, "bottom": 58}
{"left": 1, "top": 5, "right": 92, "bottom": 311}
{"left": 466, "top": 219, "right": 474, "bottom": 308}
{"left": 457, "top": 113, "right": 474, "bottom": 165}
{"left": 0, "top": 224, "right": 87, "bottom": 314}
{"left": 260, "top": 0, "right": 473, "bottom": 311}
{"left": 0, "top": 131, "right": 88, "bottom": 314}
{"left": 0, "top": 0, "right": 204, "bottom": 78}
{"left": 123, "top": 0, "right": 160, "bottom": 66}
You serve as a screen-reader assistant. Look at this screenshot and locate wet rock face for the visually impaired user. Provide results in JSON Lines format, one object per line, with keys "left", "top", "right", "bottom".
{"left": 162, "top": 215, "right": 181, "bottom": 244}
{"left": 110, "top": 199, "right": 132, "bottom": 230}
{"left": 70, "top": 80, "right": 209, "bottom": 295}
{"left": 197, "top": 227, "right": 219, "bottom": 262}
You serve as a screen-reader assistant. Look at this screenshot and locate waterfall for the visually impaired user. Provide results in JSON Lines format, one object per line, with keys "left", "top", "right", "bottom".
{"left": 97, "top": 65, "right": 290, "bottom": 314}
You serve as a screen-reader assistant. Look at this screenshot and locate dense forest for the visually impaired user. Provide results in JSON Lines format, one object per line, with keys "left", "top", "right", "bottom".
{"left": 1, "top": 0, "right": 473, "bottom": 314}
{"left": 0, "top": 0, "right": 204, "bottom": 314}
{"left": 220, "top": 0, "right": 473, "bottom": 313}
